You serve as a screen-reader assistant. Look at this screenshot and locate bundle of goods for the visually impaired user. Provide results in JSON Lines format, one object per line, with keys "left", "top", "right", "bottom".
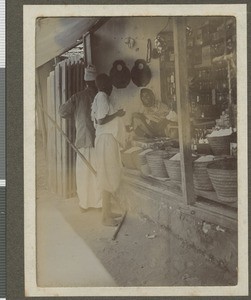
{"left": 146, "top": 150, "right": 170, "bottom": 178}
{"left": 207, "top": 128, "right": 232, "bottom": 155}
{"left": 132, "top": 137, "right": 171, "bottom": 150}
{"left": 216, "top": 111, "right": 231, "bottom": 129}
{"left": 164, "top": 144, "right": 179, "bottom": 156}
{"left": 164, "top": 153, "right": 198, "bottom": 183}
{"left": 207, "top": 158, "right": 237, "bottom": 203}
{"left": 121, "top": 146, "right": 142, "bottom": 169}
{"left": 193, "top": 155, "right": 215, "bottom": 191}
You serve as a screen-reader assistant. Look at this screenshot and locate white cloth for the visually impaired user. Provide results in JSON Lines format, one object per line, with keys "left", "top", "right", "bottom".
{"left": 76, "top": 147, "right": 102, "bottom": 209}
{"left": 91, "top": 91, "right": 125, "bottom": 148}
{"left": 84, "top": 64, "right": 97, "bottom": 81}
{"left": 166, "top": 110, "right": 178, "bottom": 122}
{"left": 138, "top": 101, "right": 169, "bottom": 124}
{"left": 91, "top": 91, "right": 124, "bottom": 193}
{"left": 95, "top": 134, "right": 122, "bottom": 193}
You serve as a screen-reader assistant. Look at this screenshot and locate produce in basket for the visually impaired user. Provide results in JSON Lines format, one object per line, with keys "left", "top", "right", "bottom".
{"left": 193, "top": 155, "right": 215, "bottom": 191}
{"left": 207, "top": 158, "right": 237, "bottom": 203}
{"left": 146, "top": 150, "right": 170, "bottom": 178}
{"left": 164, "top": 153, "right": 197, "bottom": 183}
{"left": 207, "top": 128, "right": 232, "bottom": 155}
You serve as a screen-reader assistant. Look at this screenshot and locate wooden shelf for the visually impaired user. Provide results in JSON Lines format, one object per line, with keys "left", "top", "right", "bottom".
{"left": 195, "top": 189, "right": 237, "bottom": 209}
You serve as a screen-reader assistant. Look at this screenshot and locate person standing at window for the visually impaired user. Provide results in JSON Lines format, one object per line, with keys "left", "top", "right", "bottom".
{"left": 91, "top": 73, "right": 126, "bottom": 226}
{"left": 59, "top": 65, "right": 102, "bottom": 211}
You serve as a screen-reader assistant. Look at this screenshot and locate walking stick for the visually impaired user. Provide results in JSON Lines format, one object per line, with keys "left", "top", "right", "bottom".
{"left": 112, "top": 211, "right": 127, "bottom": 241}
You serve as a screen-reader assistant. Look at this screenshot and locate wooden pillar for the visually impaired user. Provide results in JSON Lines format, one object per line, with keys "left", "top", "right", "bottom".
{"left": 35, "top": 70, "right": 47, "bottom": 156}
{"left": 83, "top": 33, "right": 93, "bottom": 66}
{"left": 173, "top": 17, "right": 195, "bottom": 205}
{"left": 60, "top": 61, "right": 68, "bottom": 198}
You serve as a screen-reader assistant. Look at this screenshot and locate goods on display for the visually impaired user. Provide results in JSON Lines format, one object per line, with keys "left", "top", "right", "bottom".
{"left": 109, "top": 60, "right": 131, "bottom": 88}
{"left": 131, "top": 59, "right": 151, "bottom": 87}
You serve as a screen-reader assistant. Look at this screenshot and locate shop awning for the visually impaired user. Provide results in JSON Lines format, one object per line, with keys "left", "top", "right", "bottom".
{"left": 36, "top": 17, "right": 100, "bottom": 68}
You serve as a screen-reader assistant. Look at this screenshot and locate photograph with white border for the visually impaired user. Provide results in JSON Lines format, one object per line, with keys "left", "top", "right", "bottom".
{"left": 24, "top": 4, "right": 248, "bottom": 297}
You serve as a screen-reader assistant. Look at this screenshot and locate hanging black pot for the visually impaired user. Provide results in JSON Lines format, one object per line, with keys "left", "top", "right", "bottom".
{"left": 131, "top": 59, "right": 151, "bottom": 87}
{"left": 109, "top": 60, "right": 131, "bottom": 89}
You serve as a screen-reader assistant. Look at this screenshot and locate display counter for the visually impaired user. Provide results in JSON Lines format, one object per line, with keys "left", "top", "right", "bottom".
{"left": 119, "top": 135, "right": 237, "bottom": 232}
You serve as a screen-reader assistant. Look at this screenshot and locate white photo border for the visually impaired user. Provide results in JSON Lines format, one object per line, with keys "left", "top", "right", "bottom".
{"left": 24, "top": 4, "right": 248, "bottom": 297}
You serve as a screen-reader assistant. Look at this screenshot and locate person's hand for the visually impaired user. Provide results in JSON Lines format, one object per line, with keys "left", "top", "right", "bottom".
{"left": 125, "top": 125, "right": 133, "bottom": 132}
{"left": 116, "top": 109, "right": 126, "bottom": 117}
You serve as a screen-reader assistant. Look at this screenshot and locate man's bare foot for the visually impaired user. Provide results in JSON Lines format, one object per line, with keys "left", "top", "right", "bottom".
{"left": 102, "top": 218, "right": 119, "bottom": 227}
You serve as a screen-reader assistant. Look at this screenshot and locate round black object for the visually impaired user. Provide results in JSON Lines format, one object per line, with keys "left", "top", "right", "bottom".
{"left": 109, "top": 60, "right": 131, "bottom": 89}
{"left": 131, "top": 59, "right": 152, "bottom": 87}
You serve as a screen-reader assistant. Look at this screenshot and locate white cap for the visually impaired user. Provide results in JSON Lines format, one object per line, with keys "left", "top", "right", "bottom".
{"left": 84, "top": 64, "right": 97, "bottom": 81}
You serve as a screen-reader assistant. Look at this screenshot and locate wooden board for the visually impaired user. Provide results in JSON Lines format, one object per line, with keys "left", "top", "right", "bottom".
{"left": 84, "top": 33, "right": 93, "bottom": 65}
{"left": 68, "top": 63, "right": 75, "bottom": 195}
{"left": 46, "top": 74, "right": 53, "bottom": 191}
{"left": 48, "top": 71, "right": 57, "bottom": 193}
{"left": 60, "top": 61, "right": 68, "bottom": 198}
{"left": 55, "top": 64, "right": 63, "bottom": 196}
{"left": 173, "top": 17, "right": 195, "bottom": 205}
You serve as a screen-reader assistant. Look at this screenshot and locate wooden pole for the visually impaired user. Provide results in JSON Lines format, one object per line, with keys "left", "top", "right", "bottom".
{"left": 35, "top": 69, "right": 47, "bottom": 157}
{"left": 36, "top": 100, "right": 97, "bottom": 176}
{"left": 60, "top": 61, "right": 68, "bottom": 197}
{"left": 173, "top": 17, "right": 195, "bottom": 205}
{"left": 51, "top": 72, "right": 58, "bottom": 192}
{"left": 55, "top": 64, "right": 63, "bottom": 196}
{"left": 83, "top": 33, "right": 93, "bottom": 66}
{"left": 112, "top": 211, "right": 127, "bottom": 241}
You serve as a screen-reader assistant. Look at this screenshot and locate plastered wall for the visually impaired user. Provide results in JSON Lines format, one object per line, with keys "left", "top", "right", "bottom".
{"left": 118, "top": 180, "right": 237, "bottom": 276}
{"left": 92, "top": 17, "right": 170, "bottom": 125}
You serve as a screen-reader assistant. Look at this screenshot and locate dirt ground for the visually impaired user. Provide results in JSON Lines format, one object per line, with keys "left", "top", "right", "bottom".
{"left": 36, "top": 133, "right": 236, "bottom": 287}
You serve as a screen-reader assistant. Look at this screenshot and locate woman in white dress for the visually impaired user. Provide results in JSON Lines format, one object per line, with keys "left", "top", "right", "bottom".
{"left": 91, "top": 73, "right": 126, "bottom": 226}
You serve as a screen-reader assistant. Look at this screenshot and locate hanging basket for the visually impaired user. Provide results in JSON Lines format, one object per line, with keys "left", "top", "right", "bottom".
{"left": 109, "top": 60, "right": 131, "bottom": 88}
{"left": 131, "top": 59, "right": 151, "bottom": 87}
{"left": 207, "top": 158, "right": 237, "bottom": 203}
{"left": 146, "top": 150, "right": 169, "bottom": 178}
{"left": 207, "top": 135, "right": 231, "bottom": 156}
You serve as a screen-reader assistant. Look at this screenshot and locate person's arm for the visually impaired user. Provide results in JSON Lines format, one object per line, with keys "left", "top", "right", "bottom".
{"left": 132, "top": 111, "right": 153, "bottom": 133}
{"left": 59, "top": 94, "right": 77, "bottom": 118}
{"left": 97, "top": 109, "right": 125, "bottom": 125}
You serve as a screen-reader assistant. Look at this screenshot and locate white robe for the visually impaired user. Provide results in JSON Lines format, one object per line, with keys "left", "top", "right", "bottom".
{"left": 76, "top": 147, "right": 102, "bottom": 209}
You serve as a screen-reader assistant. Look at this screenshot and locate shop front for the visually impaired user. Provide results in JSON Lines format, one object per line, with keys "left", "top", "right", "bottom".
{"left": 90, "top": 16, "right": 237, "bottom": 272}
{"left": 36, "top": 15, "right": 238, "bottom": 274}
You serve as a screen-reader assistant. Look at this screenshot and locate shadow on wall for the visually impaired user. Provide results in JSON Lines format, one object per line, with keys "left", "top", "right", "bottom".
{"left": 92, "top": 16, "right": 170, "bottom": 125}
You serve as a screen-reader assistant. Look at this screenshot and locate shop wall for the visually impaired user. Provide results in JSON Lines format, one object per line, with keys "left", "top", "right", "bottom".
{"left": 36, "top": 60, "right": 55, "bottom": 132}
{"left": 92, "top": 17, "right": 170, "bottom": 125}
{"left": 118, "top": 181, "right": 237, "bottom": 276}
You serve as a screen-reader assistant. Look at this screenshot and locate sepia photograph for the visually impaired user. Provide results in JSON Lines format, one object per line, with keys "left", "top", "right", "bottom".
{"left": 23, "top": 4, "right": 248, "bottom": 297}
